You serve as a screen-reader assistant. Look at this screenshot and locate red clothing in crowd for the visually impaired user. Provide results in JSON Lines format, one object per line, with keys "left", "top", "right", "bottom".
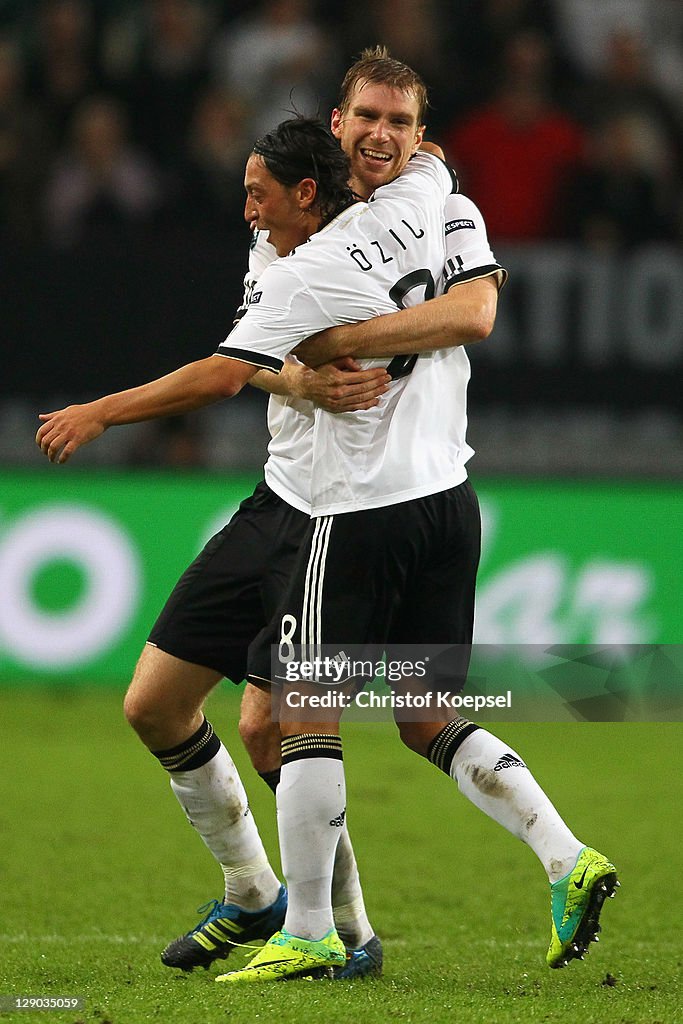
{"left": 445, "top": 100, "right": 585, "bottom": 240}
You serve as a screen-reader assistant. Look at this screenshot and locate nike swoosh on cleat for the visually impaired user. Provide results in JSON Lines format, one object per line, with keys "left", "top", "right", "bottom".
{"left": 248, "top": 958, "right": 307, "bottom": 970}
{"left": 573, "top": 866, "right": 590, "bottom": 889}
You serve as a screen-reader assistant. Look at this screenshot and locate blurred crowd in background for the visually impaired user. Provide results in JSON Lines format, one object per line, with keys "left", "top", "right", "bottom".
{"left": 1, "top": 0, "right": 682, "bottom": 473}
{"left": 1, "top": 0, "right": 682, "bottom": 249}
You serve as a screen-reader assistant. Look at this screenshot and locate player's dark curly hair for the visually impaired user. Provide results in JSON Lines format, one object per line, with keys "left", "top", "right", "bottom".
{"left": 252, "top": 117, "right": 355, "bottom": 226}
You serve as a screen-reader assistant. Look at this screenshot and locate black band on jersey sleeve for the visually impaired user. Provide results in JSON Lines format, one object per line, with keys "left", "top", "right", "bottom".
{"left": 215, "top": 346, "right": 283, "bottom": 373}
{"left": 444, "top": 263, "right": 507, "bottom": 292}
{"left": 427, "top": 153, "right": 459, "bottom": 194}
{"left": 436, "top": 157, "right": 459, "bottom": 194}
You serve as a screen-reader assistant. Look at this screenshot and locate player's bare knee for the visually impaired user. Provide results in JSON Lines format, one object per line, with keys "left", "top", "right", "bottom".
{"left": 123, "top": 657, "right": 185, "bottom": 745}
{"left": 239, "top": 683, "right": 280, "bottom": 770}
{"left": 237, "top": 709, "right": 262, "bottom": 751}
{"left": 124, "top": 686, "right": 205, "bottom": 750}
{"left": 240, "top": 720, "right": 277, "bottom": 771}
{"left": 123, "top": 684, "right": 162, "bottom": 739}
{"left": 124, "top": 644, "right": 220, "bottom": 746}
{"left": 239, "top": 708, "right": 280, "bottom": 772}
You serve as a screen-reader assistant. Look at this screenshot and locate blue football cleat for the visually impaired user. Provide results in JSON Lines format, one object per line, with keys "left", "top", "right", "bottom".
{"left": 161, "top": 885, "right": 287, "bottom": 971}
{"left": 334, "top": 935, "right": 383, "bottom": 980}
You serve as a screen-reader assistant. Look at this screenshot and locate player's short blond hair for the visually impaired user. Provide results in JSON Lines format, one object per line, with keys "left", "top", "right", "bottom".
{"left": 337, "top": 45, "right": 428, "bottom": 126}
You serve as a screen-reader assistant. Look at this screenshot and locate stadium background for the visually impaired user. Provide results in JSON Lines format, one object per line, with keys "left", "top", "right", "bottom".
{"left": 2, "top": 0, "right": 682, "bottom": 682}
{"left": 1, "top": 3, "right": 681, "bottom": 1022}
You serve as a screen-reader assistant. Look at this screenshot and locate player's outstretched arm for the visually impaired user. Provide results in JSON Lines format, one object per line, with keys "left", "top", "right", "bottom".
{"left": 36, "top": 354, "right": 257, "bottom": 464}
{"left": 250, "top": 356, "right": 390, "bottom": 413}
{"left": 294, "top": 276, "right": 500, "bottom": 368}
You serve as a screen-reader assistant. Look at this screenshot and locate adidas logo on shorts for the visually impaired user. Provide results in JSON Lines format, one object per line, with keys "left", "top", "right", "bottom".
{"left": 329, "top": 809, "right": 346, "bottom": 827}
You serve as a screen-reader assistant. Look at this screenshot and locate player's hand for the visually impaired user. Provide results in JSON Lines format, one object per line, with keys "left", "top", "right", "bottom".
{"left": 418, "top": 139, "right": 446, "bottom": 160}
{"left": 284, "top": 357, "right": 390, "bottom": 413}
{"left": 36, "top": 405, "right": 106, "bottom": 463}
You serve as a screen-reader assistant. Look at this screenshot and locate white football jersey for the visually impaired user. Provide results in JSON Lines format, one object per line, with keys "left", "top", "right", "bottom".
{"left": 236, "top": 229, "right": 315, "bottom": 514}
{"left": 329, "top": 191, "right": 508, "bottom": 517}
{"left": 220, "top": 153, "right": 504, "bottom": 516}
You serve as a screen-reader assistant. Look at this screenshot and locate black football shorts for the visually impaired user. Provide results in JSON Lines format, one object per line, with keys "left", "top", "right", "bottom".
{"left": 148, "top": 481, "right": 310, "bottom": 683}
{"left": 247, "top": 479, "right": 481, "bottom": 690}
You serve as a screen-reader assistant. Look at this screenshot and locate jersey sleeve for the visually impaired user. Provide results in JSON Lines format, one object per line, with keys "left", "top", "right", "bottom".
{"left": 216, "top": 261, "right": 331, "bottom": 372}
{"left": 441, "top": 194, "right": 508, "bottom": 291}
{"left": 233, "top": 229, "right": 278, "bottom": 324}
{"left": 370, "top": 150, "right": 457, "bottom": 208}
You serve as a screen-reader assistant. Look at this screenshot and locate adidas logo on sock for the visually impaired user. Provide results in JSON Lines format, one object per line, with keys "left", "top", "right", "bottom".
{"left": 493, "top": 752, "right": 526, "bottom": 771}
{"left": 329, "top": 808, "right": 346, "bottom": 827}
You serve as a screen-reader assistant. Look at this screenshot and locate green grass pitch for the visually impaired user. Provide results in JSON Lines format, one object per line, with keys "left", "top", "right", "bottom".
{"left": 1, "top": 689, "right": 681, "bottom": 1024}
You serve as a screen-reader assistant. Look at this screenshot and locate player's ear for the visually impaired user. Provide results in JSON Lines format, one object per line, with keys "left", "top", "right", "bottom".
{"left": 330, "top": 108, "right": 343, "bottom": 138}
{"left": 298, "top": 178, "right": 317, "bottom": 209}
{"left": 412, "top": 123, "right": 426, "bottom": 154}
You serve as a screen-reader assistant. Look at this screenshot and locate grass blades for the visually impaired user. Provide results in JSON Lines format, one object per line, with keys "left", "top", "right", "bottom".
{"left": 1, "top": 689, "right": 681, "bottom": 1024}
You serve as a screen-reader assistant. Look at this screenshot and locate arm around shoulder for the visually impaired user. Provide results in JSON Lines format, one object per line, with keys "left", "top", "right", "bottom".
{"left": 296, "top": 275, "right": 500, "bottom": 365}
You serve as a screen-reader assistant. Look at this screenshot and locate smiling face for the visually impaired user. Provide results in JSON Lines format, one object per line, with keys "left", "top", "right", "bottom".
{"left": 330, "top": 81, "right": 425, "bottom": 200}
{"left": 243, "top": 153, "right": 318, "bottom": 256}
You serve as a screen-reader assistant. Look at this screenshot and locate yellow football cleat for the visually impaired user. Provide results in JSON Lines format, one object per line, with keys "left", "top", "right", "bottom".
{"left": 547, "top": 847, "right": 619, "bottom": 968}
{"left": 216, "top": 927, "right": 346, "bottom": 983}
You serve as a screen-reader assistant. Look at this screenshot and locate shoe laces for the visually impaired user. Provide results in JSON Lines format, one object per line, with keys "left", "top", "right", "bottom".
{"left": 193, "top": 898, "right": 238, "bottom": 931}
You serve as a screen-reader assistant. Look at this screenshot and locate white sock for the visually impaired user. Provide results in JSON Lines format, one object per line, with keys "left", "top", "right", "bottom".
{"left": 258, "top": 765, "right": 373, "bottom": 947}
{"left": 278, "top": 735, "right": 346, "bottom": 940}
{"left": 449, "top": 727, "right": 583, "bottom": 882}
{"left": 332, "top": 823, "right": 374, "bottom": 948}
{"left": 170, "top": 742, "right": 281, "bottom": 910}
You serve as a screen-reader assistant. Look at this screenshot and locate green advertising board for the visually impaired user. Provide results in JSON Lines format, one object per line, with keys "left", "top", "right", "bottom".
{"left": 0, "top": 470, "right": 680, "bottom": 705}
